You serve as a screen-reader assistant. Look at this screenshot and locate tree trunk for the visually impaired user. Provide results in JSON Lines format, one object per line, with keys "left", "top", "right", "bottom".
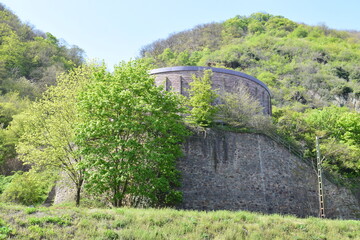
{"left": 75, "top": 179, "right": 83, "bottom": 207}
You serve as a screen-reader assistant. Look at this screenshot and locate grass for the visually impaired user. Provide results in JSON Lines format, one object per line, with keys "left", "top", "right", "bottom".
{"left": 0, "top": 203, "right": 359, "bottom": 239}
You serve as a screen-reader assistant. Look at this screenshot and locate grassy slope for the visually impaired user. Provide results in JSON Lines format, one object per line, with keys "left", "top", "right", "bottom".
{"left": 0, "top": 203, "right": 359, "bottom": 240}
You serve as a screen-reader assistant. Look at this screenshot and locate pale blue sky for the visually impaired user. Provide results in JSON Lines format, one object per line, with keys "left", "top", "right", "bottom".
{"left": 2, "top": 0, "right": 360, "bottom": 70}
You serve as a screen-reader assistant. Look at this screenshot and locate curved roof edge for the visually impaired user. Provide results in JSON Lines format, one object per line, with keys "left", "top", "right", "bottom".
{"left": 150, "top": 66, "right": 271, "bottom": 95}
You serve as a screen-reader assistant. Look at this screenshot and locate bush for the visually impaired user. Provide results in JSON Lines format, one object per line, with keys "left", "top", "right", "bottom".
{"left": 217, "top": 84, "right": 274, "bottom": 132}
{"left": 0, "top": 218, "right": 13, "bottom": 240}
{"left": 1, "top": 170, "right": 56, "bottom": 205}
{"left": 102, "top": 230, "right": 119, "bottom": 240}
{"left": 0, "top": 175, "right": 13, "bottom": 194}
{"left": 28, "top": 215, "right": 72, "bottom": 226}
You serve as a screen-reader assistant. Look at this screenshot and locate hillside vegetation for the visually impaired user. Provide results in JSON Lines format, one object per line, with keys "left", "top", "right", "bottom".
{"left": 0, "top": 4, "right": 84, "bottom": 99}
{"left": 142, "top": 13, "right": 360, "bottom": 110}
{"left": 0, "top": 3, "right": 84, "bottom": 170}
{"left": 0, "top": 4, "right": 359, "bottom": 220}
{"left": 0, "top": 203, "right": 359, "bottom": 240}
{"left": 141, "top": 13, "right": 360, "bottom": 180}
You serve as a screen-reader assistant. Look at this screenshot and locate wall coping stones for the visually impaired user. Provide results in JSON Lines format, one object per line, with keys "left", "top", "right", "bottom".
{"left": 150, "top": 66, "right": 271, "bottom": 96}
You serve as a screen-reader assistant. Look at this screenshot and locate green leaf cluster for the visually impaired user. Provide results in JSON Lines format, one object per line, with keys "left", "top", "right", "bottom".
{"left": 274, "top": 106, "right": 360, "bottom": 178}
{"left": 8, "top": 65, "right": 96, "bottom": 206}
{"left": 0, "top": 4, "right": 85, "bottom": 176}
{"left": 0, "top": 5, "right": 84, "bottom": 99}
{"left": 77, "top": 60, "right": 190, "bottom": 207}
{"left": 0, "top": 93, "right": 30, "bottom": 166}
{"left": 1, "top": 169, "right": 56, "bottom": 205}
{"left": 186, "top": 69, "right": 218, "bottom": 127}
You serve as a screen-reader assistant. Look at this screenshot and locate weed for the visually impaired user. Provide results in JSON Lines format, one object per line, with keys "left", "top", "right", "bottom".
{"left": 113, "top": 218, "right": 132, "bottom": 229}
{"left": 91, "top": 212, "right": 115, "bottom": 220}
{"left": 103, "top": 230, "right": 119, "bottom": 240}
{"left": 28, "top": 215, "right": 72, "bottom": 226}
{"left": 28, "top": 225, "right": 55, "bottom": 239}
{"left": 24, "top": 207, "right": 37, "bottom": 214}
{"left": 149, "top": 217, "right": 172, "bottom": 227}
{"left": 0, "top": 218, "right": 14, "bottom": 240}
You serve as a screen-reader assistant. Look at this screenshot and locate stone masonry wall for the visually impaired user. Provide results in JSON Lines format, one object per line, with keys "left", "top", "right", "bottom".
{"left": 150, "top": 66, "right": 272, "bottom": 115}
{"left": 178, "top": 129, "right": 360, "bottom": 219}
{"left": 51, "top": 128, "right": 360, "bottom": 219}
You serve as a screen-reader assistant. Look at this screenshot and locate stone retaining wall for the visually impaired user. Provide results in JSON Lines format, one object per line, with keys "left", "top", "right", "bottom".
{"left": 177, "top": 129, "right": 360, "bottom": 219}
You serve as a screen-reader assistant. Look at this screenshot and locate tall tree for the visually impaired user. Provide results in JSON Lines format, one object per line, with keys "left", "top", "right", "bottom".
{"left": 10, "top": 65, "right": 95, "bottom": 206}
{"left": 76, "top": 60, "right": 189, "bottom": 207}
{"left": 186, "top": 69, "right": 218, "bottom": 127}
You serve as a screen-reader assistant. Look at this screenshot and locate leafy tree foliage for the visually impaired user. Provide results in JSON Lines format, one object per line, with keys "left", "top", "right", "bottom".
{"left": 140, "top": 23, "right": 223, "bottom": 66}
{"left": 274, "top": 106, "right": 360, "bottom": 178}
{"left": 0, "top": 174, "right": 13, "bottom": 194}
{"left": 0, "top": 4, "right": 84, "bottom": 99}
{"left": 0, "top": 4, "right": 85, "bottom": 174}
{"left": 10, "top": 65, "right": 95, "bottom": 206}
{"left": 0, "top": 93, "right": 30, "bottom": 165}
{"left": 186, "top": 70, "right": 218, "bottom": 127}
{"left": 76, "top": 60, "right": 189, "bottom": 207}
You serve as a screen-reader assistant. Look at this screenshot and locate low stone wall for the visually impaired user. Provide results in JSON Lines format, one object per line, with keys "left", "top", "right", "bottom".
{"left": 177, "top": 130, "right": 360, "bottom": 219}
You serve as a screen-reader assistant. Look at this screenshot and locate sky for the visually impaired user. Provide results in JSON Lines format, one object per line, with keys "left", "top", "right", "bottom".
{"left": 2, "top": 0, "right": 360, "bottom": 70}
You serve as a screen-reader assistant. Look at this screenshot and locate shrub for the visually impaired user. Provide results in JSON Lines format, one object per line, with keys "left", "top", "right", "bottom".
{"left": 0, "top": 175, "right": 13, "bottom": 194}
{"left": 24, "top": 207, "right": 37, "bottom": 214}
{"left": 1, "top": 170, "right": 56, "bottom": 205}
{"left": 90, "top": 212, "right": 114, "bottom": 221}
{"left": 102, "top": 230, "right": 119, "bottom": 240}
{"left": 217, "top": 84, "right": 274, "bottom": 132}
{"left": 28, "top": 216, "right": 72, "bottom": 226}
{"left": 0, "top": 218, "right": 13, "bottom": 239}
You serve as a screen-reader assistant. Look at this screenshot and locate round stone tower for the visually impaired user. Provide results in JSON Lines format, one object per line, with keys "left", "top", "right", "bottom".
{"left": 150, "top": 66, "right": 271, "bottom": 115}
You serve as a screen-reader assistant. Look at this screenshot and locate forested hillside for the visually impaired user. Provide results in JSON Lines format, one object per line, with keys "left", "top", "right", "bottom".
{"left": 0, "top": 3, "right": 84, "bottom": 98}
{"left": 141, "top": 13, "right": 360, "bottom": 180}
{"left": 0, "top": 3, "right": 84, "bottom": 169}
{"left": 0, "top": 7, "right": 359, "bottom": 209}
{"left": 142, "top": 13, "right": 360, "bottom": 111}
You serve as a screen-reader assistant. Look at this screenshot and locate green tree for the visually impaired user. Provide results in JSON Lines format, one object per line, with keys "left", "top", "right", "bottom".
{"left": 11, "top": 65, "right": 95, "bottom": 206}
{"left": 222, "top": 16, "right": 249, "bottom": 39}
{"left": 304, "top": 106, "right": 360, "bottom": 177}
{"left": 0, "top": 93, "right": 30, "bottom": 165}
{"left": 274, "top": 106, "right": 360, "bottom": 178}
{"left": 186, "top": 69, "right": 218, "bottom": 127}
{"left": 76, "top": 60, "right": 189, "bottom": 207}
